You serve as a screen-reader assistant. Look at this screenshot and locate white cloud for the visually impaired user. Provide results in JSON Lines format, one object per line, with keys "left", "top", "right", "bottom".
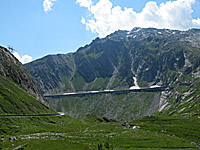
{"left": 76, "top": 0, "right": 92, "bottom": 8}
{"left": 43, "top": 0, "right": 57, "bottom": 13}
{"left": 77, "top": 0, "right": 200, "bottom": 37}
{"left": 12, "top": 52, "right": 32, "bottom": 64}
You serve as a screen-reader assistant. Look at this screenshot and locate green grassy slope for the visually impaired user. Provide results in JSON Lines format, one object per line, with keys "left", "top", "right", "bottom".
{"left": 0, "top": 114, "right": 199, "bottom": 150}
{"left": 0, "top": 75, "right": 55, "bottom": 115}
{"left": 131, "top": 116, "right": 200, "bottom": 145}
{"left": 47, "top": 92, "right": 161, "bottom": 121}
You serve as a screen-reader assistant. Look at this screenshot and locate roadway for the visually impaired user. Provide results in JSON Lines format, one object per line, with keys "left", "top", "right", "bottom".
{"left": 0, "top": 112, "right": 66, "bottom": 117}
{"left": 0, "top": 114, "right": 60, "bottom": 117}
{"left": 44, "top": 86, "right": 167, "bottom": 98}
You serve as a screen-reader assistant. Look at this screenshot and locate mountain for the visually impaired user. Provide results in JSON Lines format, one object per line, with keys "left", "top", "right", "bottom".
{"left": 25, "top": 28, "right": 200, "bottom": 120}
{"left": 0, "top": 29, "right": 199, "bottom": 149}
{"left": 0, "top": 46, "right": 54, "bottom": 114}
{"left": 25, "top": 28, "right": 200, "bottom": 93}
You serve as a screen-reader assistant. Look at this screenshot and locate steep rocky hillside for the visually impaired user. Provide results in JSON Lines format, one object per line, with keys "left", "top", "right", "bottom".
{"left": 0, "top": 46, "right": 45, "bottom": 103}
{"left": 0, "top": 46, "right": 55, "bottom": 114}
{"left": 25, "top": 28, "right": 200, "bottom": 119}
{"left": 25, "top": 54, "right": 74, "bottom": 94}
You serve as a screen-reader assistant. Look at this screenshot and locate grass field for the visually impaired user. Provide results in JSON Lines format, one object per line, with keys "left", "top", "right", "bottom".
{"left": 0, "top": 114, "right": 199, "bottom": 150}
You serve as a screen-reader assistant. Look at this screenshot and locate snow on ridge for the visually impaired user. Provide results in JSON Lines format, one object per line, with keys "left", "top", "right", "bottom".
{"left": 130, "top": 77, "right": 140, "bottom": 89}
{"left": 127, "top": 30, "right": 132, "bottom": 35}
{"left": 134, "top": 28, "right": 141, "bottom": 33}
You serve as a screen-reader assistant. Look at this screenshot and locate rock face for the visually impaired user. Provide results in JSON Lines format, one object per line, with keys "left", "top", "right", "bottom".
{"left": 25, "top": 28, "right": 200, "bottom": 119}
{"left": 25, "top": 54, "right": 74, "bottom": 94}
{"left": 0, "top": 46, "right": 45, "bottom": 104}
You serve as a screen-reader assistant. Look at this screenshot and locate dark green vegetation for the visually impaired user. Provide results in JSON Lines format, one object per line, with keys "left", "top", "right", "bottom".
{"left": 0, "top": 115, "right": 199, "bottom": 150}
{"left": 0, "top": 75, "right": 54, "bottom": 114}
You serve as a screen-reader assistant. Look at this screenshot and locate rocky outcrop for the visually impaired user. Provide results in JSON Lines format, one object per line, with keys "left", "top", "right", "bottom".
{"left": 0, "top": 46, "right": 45, "bottom": 104}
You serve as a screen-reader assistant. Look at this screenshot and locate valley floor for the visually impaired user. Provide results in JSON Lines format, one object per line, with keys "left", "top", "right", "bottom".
{"left": 0, "top": 115, "right": 199, "bottom": 150}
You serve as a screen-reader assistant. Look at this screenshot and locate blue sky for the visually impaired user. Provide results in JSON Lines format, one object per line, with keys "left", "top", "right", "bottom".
{"left": 0, "top": 0, "right": 200, "bottom": 63}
